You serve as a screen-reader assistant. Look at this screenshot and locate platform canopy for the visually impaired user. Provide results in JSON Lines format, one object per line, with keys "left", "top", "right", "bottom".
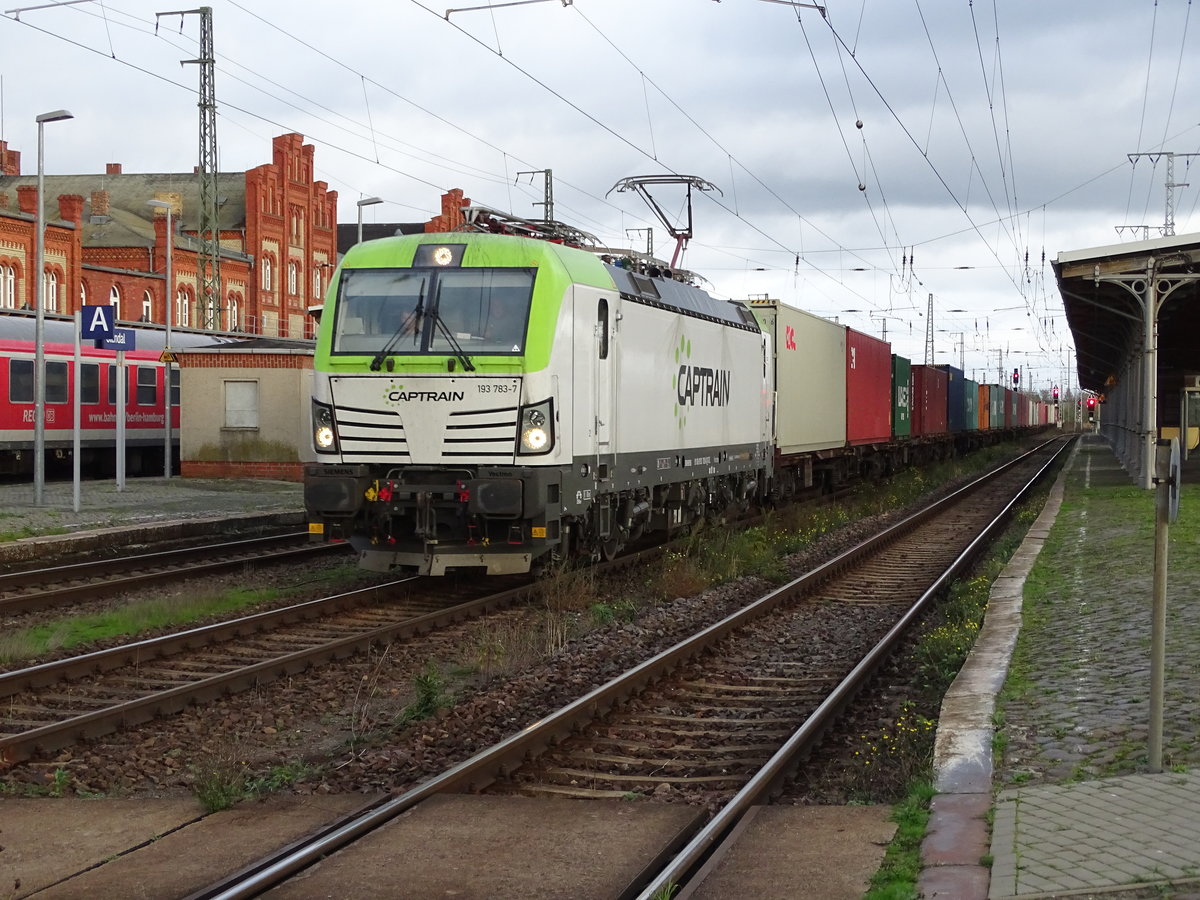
{"left": 1053, "top": 232, "right": 1200, "bottom": 394}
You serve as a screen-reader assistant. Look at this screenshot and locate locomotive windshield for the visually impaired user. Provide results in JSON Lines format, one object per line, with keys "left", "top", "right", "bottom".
{"left": 332, "top": 267, "right": 535, "bottom": 357}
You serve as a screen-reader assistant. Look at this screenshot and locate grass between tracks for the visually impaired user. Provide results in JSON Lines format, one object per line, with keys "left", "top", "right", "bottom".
{"left": 0, "top": 562, "right": 365, "bottom": 665}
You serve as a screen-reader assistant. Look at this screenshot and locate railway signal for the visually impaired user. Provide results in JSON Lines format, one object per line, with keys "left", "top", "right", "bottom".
{"left": 1087, "top": 396, "right": 1097, "bottom": 422}
{"left": 1012, "top": 367, "right": 1020, "bottom": 387}
{"left": 1052, "top": 385, "right": 1059, "bottom": 403}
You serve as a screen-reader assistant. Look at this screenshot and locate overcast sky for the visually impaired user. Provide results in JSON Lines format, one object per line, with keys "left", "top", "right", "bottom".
{"left": 3, "top": 0, "right": 1197, "bottom": 391}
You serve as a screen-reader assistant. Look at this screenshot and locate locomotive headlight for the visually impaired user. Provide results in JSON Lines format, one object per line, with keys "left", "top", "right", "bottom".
{"left": 518, "top": 399, "right": 554, "bottom": 455}
{"left": 312, "top": 399, "right": 339, "bottom": 453}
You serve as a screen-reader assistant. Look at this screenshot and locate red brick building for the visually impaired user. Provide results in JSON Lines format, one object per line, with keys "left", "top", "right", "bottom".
{"left": 0, "top": 133, "right": 338, "bottom": 339}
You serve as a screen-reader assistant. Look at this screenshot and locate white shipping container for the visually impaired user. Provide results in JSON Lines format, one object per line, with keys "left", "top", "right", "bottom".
{"left": 750, "top": 299, "right": 847, "bottom": 455}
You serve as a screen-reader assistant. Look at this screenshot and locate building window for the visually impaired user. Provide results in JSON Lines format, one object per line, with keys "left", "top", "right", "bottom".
{"left": 224, "top": 380, "right": 258, "bottom": 428}
{"left": 142, "top": 290, "right": 153, "bottom": 322}
{"left": 261, "top": 257, "right": 273, "bottom": 291}
{"left": 312, "top": 267, "right": 322, "bottom": 302}
{"left": 80, "top": 282, "right": 87, "bottom": 306}
{"left": 108, "top": 284, "right": 121, "bottom": 321}
{"left": 44, "top": 271, "right": 59, "bottom": 313}
{"left": 176, "top": 287, "right": 189, "bottom": 328}
{"left": 0, "top": 264, "right": 14, "bottom": 309}
{"left": 288, "top": 261, "right": 299, "bottom": 296}
{"left": 227, "top": 296, "right": 240, "bottom": 331}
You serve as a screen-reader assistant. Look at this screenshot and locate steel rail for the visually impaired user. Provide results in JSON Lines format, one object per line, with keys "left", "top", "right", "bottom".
{"left": 0, "top": 533, "right": 346, "bottom": 616}
{"left": 189, "top": 438, "right": 1067, "bottom": 900}
{"left": 0, "top": 575, "right": 569, "bottom": 765}
{"left": 634, "top": 437, "right": 1070, "bottom": 899}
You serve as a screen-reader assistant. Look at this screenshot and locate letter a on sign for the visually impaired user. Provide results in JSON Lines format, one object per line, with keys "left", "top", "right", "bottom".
{"left": 81, "top": 304, "right": 116, "bottom": 341}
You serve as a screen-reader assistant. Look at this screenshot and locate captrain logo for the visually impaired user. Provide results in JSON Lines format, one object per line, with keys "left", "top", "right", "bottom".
{"left": 382, "top": 382, "right": 465, "bottom": 405}
{"left": 671, "top": 335, "right": 731, "bottom": 428}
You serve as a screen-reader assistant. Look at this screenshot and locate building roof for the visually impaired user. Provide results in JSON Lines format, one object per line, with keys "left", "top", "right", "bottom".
{"left": 1053, "top": 232, "right": 1200, "bottom": 392}
{"left": 0, "top": 171, "right": 248, "bottom": 248}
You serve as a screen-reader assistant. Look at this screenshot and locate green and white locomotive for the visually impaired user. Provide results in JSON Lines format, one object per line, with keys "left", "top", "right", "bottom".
{"left": 304, "top": 230, "right": 771, "bottom": 575}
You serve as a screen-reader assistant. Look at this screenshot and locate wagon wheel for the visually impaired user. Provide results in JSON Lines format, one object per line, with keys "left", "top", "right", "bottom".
{"left": 599, "top": 535, "right": 624, "bottom": 561}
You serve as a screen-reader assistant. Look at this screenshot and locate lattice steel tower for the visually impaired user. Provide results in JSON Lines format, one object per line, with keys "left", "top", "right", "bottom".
{"left": 158, "top": 6, "right": 222, "bottom": 330}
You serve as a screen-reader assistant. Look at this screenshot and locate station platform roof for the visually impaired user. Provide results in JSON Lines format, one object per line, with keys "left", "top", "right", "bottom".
{"left": 1053, "top": 232, "right": 1200, "bottom": 393}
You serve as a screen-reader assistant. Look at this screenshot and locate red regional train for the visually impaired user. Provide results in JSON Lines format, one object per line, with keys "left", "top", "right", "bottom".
{"left": 0, "top": 309, "right": 244, "bottom": 477}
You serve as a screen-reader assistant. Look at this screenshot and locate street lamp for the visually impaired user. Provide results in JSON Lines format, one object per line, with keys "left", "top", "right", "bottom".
{"left": 147, "top": 199, "right": 174, "bottom": 479}
{"left": 356, "top": 196, "right": 383, "bottom": 244}
{"left": 33, "top": 108, "right": 73, "bottom": 507}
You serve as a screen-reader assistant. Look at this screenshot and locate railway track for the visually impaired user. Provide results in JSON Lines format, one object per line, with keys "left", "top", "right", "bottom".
{"left": 186, "top": 437, "right": 1070, "bottom": 900}
{"left": 0, "top": 533, "right": 349, "bottom": 618}
{"left": 0, "top": 571, "right": 541, "bottom": 766}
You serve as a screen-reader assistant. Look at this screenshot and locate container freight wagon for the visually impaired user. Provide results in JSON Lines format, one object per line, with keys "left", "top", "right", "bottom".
{"left": 892, "top": 354, "right": 912, "bottom": 438}
{"left": 985, "top": 385, "right": 1004, "bottom": 430}
{"left": 977, "top": 384, "right": 991, "bottom": 430}
{"left": 846, "top": 328, "right": 892, "bottom": 445}
{"left": 911, "top": 364, "right": 949, "bottom": 436}
{"left": 750, "top": 300, "right": 846, "bottom": 456}
{"left": 939, "top": 365, "right": 967, "bottom": 432}
{"left": 964, "top": 378, "right": 979, "bottom": 431}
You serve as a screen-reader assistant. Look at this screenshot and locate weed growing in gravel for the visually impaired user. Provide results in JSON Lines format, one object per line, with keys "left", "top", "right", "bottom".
{"left": 190, "top": 753, "right": 249, "bottom": 813}
{"left": 846, "top": 703, "right": 937, "bottom": 800}
{"left": 0, "top": 766, "right": 72, "bottom": 798}
{"left": 397, "top": 664, "right": 448, "bottom": 725}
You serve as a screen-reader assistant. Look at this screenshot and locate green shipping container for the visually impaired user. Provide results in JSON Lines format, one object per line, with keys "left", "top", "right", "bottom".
{"left": 964, "top": 378, "right": 979, "bottom": 430}
{"left": 892, "top": 354, "right": 912, "bottom": 438}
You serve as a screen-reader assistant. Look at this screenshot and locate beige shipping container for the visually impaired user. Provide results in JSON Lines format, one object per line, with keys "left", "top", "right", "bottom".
{"left": 749, "top": 299, "right": 847, "bottom": 455}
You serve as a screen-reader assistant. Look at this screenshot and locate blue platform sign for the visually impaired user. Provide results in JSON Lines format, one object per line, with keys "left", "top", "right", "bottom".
{"left": 81, "top": 304, "right": 115, "bottom": 340}
{"left": 101, "top": 328, "right": 136, "bottom": 351}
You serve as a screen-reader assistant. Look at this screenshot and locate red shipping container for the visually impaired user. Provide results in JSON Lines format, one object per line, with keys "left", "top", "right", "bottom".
{"left": 846, "top": 327, "right": 892, "bottom": 445}
{"left": 911, "top": 364, "right": 949, "bottom": 436}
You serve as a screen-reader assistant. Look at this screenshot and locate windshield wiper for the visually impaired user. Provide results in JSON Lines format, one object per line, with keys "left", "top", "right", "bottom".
{"left": 370, "top": 278, "right": 425, "bottom": 371}
{"left": 432, "top": 311, "right": 476, "bottom": 372}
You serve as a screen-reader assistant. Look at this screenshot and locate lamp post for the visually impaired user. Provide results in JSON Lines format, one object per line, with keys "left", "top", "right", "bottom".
{"left": 356, "top": 196, "right": 383, "bottom": 244}
{"left": 147, "top": 199, "right": 174, "bottom": 479}
{"left": 33, "top": 109, "right": 73, "bottom": 507}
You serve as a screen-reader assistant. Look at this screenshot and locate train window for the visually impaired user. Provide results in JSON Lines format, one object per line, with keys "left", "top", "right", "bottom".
{"left": 598, "top": 298, "right": 609, "bottom": 360}
{"left": 169, "top": 367, "right": 180, "bottom": 406}
{"left": 107, "top": 364, "right": 130, "bottom": 405}
{"left": 46, "top": 363, "right": 68, "bottom": 404}
{"left": 80, "top": 364, "right": 100, "bottom": 405}
{"left": 334, "top": 268, "right": 535, "bottom": 357}
{"left": 135, "top": 367, "right": 157, "bottom": 405}
{"left": 9, "top": 359, "right": 32, "bottom": 403}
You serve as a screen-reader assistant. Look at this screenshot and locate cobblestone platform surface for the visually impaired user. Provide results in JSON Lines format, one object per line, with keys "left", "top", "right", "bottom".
{"left": 921, "top": 434, "right": 1200, "bottom": 900}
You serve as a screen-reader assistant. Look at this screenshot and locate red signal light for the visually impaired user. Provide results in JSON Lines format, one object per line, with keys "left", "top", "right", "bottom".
{"left": 1086, "top": 397, "right": 1096, "bottom": 409}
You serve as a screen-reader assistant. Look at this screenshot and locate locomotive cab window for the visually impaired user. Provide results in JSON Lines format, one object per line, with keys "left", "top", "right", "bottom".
{"left": 332, "top": 267, "right": 535, "bottom": 357}
{"left": 598, "top": 298, "right": 609, "bottom": 360}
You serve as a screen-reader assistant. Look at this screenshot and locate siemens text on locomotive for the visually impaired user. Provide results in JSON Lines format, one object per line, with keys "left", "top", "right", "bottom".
{"left": 303, "top": 228, "right": 1050, "bottom": 576}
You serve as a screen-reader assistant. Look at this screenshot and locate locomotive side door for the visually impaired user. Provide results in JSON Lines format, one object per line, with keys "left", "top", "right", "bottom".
{"left": 571, "top": 288, "right": 617, "bottom": 470}
{"left": 595, "top": 295, "right": 615, "bottom": 453}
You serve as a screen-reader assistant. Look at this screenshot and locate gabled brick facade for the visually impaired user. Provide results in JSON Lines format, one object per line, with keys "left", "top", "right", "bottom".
{"left": 0, "top": 133, "right": 337, "bottom": 339}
